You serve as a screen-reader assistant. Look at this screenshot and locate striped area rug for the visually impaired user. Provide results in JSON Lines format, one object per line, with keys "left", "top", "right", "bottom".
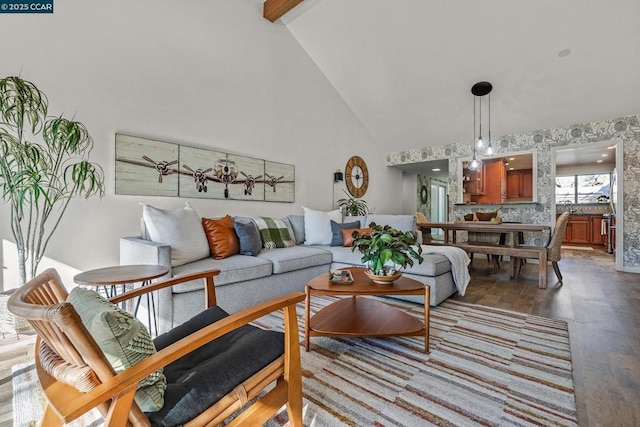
{"left": 256, "top": 297, "right": 578, "bottom": 427}
{"left": 14, "top": 298, "right": 577, "bottom": 426}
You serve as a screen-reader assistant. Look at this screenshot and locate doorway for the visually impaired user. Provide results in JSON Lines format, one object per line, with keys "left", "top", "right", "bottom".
{"left": 430, "top": 180, "right": 448, "bottom": 237}
{"left": 551, "top": 138, "right": 623, "bottom": 271}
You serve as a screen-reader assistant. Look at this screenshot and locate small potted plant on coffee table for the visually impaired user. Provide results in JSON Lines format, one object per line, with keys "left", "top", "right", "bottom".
{"left": 351, "top": 222, "right": 423, "bottom": 284}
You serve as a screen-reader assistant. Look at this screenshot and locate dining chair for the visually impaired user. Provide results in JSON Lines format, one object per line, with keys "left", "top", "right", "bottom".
{"left": 8, "top": 268, "right": 304, "bottom": 426}
{"left": 514, "top": 212, "right": 570, "bottom": 284}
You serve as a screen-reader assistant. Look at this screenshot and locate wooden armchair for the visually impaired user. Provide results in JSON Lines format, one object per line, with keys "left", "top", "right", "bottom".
{"left": 8, "top": 268, "right": 304, "bottom": 426}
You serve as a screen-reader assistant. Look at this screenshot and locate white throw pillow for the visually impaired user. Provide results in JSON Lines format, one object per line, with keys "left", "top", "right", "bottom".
{"left": 302, "top": 206, "right": 342, "bottom": 245}
{"left": 142, "top": 202, "right": 210, "bottom": 266}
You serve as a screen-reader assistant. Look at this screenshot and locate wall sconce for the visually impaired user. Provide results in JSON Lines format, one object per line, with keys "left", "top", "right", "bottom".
{"left": 334, "top": 169, "right": 344, "bottom": 182}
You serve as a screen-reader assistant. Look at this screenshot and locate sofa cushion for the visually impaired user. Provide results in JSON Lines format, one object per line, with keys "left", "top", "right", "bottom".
{"left": 364, "top": 214, "right": 416, "bottom": 234}
{"left": 257, "top": 246, "right": 332, "bottom": 274}
{"left": 408, "top": 254, "right": 451, "bottom": 276}
{"left": 171, "top": 255, "right": 273, "bottom": 293}
{"left": 251, "top": 217, "right": 296, "bottom": 249}
{"left": 327, "top": 248, "right": 451, "bottom": 277}
{"left": 343, "top": 216, "right": 365, "bottom": 228}
{"left": 342, "top": 227, "right": 371, "bottom": 247}
{"left": 302, "top": 206, "right": 342, "bottom": 245}
{"left": 202, "top": 215, "right": 240, "bottom": 259}
{"left": 68, "top": 287, "right": 166, "bottom": 412}
{"left": 330, "top": 220, "right": 360, "bottom": 246}
{"left": 287, "top": 214, "right": 305, "bottom": 244}
{"left": 142, "top": 203, "right": 210, "bottom": 267}
{"left": 233, "top": 219, "right": 262, "bottom": 256}
{"left": 325, "top": 246, "right": 367, "bottom": 266}
{"left": 149, "top": 305, "right": 284, "bottom": 426}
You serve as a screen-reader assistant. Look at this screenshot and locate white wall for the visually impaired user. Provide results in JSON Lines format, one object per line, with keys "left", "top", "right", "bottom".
{"left": 401, "top": 173, "right": 418, "bottom": 214}
{"left": 0, "top": 0, "right": 403, "bottom": 289}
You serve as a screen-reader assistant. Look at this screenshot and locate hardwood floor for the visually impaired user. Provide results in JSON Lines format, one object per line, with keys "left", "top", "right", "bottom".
{"left": 0, "top": 246, "right": 637, "bottom": 426}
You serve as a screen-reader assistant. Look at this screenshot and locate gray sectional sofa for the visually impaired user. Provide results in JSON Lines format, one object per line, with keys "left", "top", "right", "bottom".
{"left": 120, "top": 212, "right": 457, "bottom": 334}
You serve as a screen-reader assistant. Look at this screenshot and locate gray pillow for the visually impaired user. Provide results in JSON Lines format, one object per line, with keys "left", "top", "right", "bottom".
{"left": 330, "top": 220, "right": 360, "bottom": 246}
{"left": 287, "top": 214, "right": 305, "bottom": 245}
{"left": 234, "top": 219, "right": 263, "bottom": 256}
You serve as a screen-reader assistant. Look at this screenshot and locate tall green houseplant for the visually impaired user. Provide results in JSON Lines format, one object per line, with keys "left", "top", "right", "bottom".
{"left": 0, "top": 76, "right": 105, "bottom": 285}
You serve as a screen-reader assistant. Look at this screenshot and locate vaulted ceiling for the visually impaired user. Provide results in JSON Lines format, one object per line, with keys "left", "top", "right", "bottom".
{"left": 273, "top": 0, "right": 640, "bottom": 152}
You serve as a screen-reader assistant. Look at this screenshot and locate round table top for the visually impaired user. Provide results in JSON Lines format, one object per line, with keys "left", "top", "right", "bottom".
{"left": 307, "top": 267, "right": 423, "bottom": 294}
{"left": 73, "top": 264, "right": 169, "bottom": 286}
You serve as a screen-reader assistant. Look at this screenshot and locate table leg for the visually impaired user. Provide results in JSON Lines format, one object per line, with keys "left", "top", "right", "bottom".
{"left": 424, "top": 285, "right": 430, "bottom": 353}
{"left": 539, "top": 250, "right": 548, "bottom": 289}
{"left": 304, "top": 286, "right": 311, "bottom": 352}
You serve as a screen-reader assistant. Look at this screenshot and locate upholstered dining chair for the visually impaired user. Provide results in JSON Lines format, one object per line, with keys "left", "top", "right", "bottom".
{"left": 8, "top": 268, "right": 304, "bottom": 426}
{"left": 514, "top": 212, "right": 571, "bottom": 284}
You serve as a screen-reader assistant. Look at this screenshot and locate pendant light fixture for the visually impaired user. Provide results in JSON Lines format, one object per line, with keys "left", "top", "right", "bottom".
{"left": 469, "top": 81, "right": 495, "bottom": 169}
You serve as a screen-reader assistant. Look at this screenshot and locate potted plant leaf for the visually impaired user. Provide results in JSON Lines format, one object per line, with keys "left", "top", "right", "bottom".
{"left": 351, "top": 222, "right": 423, "bottom": 284}
{"left": 337, "top": 189, "right": 368, "bottom": 216}
{"left": 0, "top": 76, "right": 105, "bottom": 285}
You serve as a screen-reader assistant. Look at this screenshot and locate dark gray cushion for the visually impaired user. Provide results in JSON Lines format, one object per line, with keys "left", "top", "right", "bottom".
{"left": 149, "top": 306, "right": 284, "bottom": 426}
{"left": 330, "top": 220, "right": 360, "bottom": 246}
{"left": 234, "top": 219, "right": 262, "bottom": 256}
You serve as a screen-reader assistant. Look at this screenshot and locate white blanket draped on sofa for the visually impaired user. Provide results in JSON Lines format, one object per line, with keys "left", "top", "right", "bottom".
{"left": 421, "top": 245, "right": 471, "bottom": 295}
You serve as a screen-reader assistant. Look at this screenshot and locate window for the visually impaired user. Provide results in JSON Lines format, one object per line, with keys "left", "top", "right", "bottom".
{"left": 556, "top": 173, "right": 611, "bottom": 204}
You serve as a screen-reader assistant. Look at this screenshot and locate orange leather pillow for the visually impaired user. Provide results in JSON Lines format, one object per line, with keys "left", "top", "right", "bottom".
{"left": 342, "top": 228, "right": 371, "bottom": 247}
{"left": 202, "top": 216, "right": 240, "bottom": 259}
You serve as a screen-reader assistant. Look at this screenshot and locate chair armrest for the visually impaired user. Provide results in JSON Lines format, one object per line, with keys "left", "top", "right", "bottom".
{"left": 53, "top": 291, "right": 305, "bottom": 423}
{"left": 109, "top": 269, "right": 221, "bottom": 308}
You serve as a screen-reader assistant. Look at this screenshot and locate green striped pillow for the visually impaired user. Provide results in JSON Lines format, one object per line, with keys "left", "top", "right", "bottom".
{"left": 251, "top": 217, "right": 296, "bottom": 249}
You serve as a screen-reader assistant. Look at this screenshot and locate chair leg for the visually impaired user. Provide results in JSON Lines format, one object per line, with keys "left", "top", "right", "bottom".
{"left": 513, "top": 257, "right": 524, "bottom": 279}
{"left": 41, "top": 405, "right": 64, "bottom": 427}
{"left": 552, "top": 261, "right": 563, "bottom": 284}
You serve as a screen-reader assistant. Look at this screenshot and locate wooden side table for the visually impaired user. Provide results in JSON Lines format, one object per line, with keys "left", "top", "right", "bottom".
{"left": 74, "top": 264, "right": 169, "bottom": 336}
{"left": 305, "top": 267, "right": 430, "bottom": 353}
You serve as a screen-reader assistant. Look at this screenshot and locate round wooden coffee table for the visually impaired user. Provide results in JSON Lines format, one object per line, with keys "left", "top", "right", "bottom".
{"left": 305, "top": 267, "right": 430, "bottom": 353}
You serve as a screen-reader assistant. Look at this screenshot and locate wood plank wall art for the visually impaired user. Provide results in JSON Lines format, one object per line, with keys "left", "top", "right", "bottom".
{"left": 115, "top": 134, "right": 295, "bottom": 202}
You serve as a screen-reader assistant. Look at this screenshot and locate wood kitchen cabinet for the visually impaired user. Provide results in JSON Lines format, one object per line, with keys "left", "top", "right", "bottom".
{"left": 559, "top": 214, "right": 607, "bottom": 245}
{"left": 568, "top": 215, "right": 590, "bottom": 244}
{"left": 506, "top": 169, "right": 533, "bottom": 200}
{"left": 474, "top": 159, "right": 506, "bottom": 203}
{"left": 463, "top": 162, "right": 485, "bottom": 195}
{"left": 590, "top": 215, "right": 606, "bottom": 245}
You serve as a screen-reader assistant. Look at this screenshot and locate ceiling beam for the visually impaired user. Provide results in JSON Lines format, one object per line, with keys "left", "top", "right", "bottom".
{"left": 263, "top": 0, "right": 304, "bottom": 23}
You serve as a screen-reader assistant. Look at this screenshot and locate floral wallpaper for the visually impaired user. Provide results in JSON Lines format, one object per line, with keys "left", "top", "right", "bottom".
{"left": 387, "top": 114, "right": 640, "bottom": 270}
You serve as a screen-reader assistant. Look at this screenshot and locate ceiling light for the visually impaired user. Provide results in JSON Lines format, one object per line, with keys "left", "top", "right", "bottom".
{"left": 608, "top": 146, "right": 615, "bottom": 150}
{"left": 601, "top": 154, "right": 608, "bottom": 157}
{"left": 469, "top": 81, "right": 494, "bottom": 169}
{"left": 509, "top": 167, "right": 515, "bottom": 170}
{"left": 432, "top": 168, "right": 441, "bottom": 172}
{"left": 509, "top": 157, "right": 515, "bottom": 161}
{"left": 597, "top": 160, "right": 603, "bottom": 163}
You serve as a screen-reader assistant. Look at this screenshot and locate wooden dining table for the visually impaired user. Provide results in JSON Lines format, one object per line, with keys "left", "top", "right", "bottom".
{"left": 418, "top": 221, "right": 550, "bottom": 246}
{"left": 419, "top": 221, "right": 552, "bottom": 288}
